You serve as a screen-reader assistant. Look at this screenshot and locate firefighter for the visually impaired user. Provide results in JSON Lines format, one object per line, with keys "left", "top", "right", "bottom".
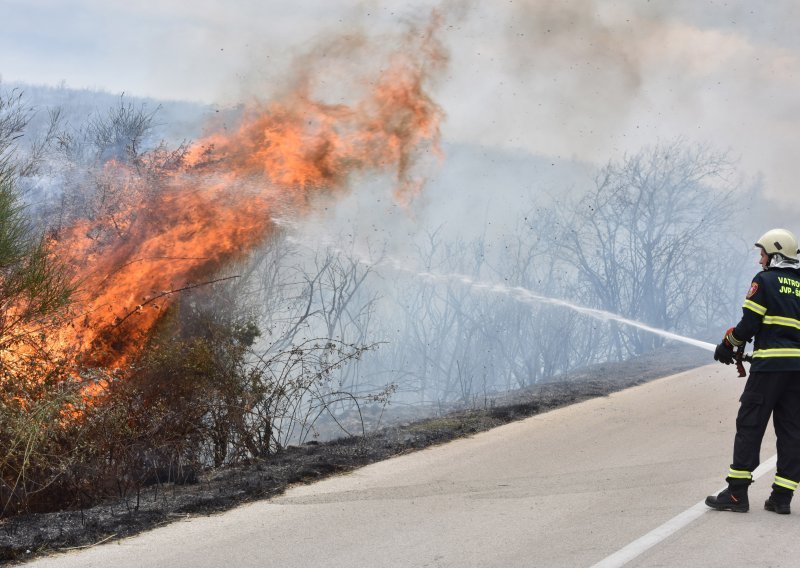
{"left": 706, "top": 228, "right": 800, "bottom": 514}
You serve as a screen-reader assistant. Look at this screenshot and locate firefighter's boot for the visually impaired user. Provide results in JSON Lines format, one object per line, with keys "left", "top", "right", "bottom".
{"left": 705, "top": 486, "right": 749, "bottom": 512}
{"left": 764, "top": 487, "right": 792, "bottom": 515}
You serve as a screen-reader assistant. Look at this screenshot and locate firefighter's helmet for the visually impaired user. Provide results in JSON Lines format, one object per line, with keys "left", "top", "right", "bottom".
{"left": 755, "top": 228, "right": 800, "bottom": 260}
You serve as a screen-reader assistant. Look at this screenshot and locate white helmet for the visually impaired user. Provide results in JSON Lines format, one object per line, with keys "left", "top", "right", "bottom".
{"left": 755, "top": 228, "right": 799, "bottom": 260}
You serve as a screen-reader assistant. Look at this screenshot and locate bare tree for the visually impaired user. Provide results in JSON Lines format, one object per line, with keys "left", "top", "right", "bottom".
{"left": 52, "top": 96, "right": 188, "bottom": 238}
{"left": 551, "top": 141, "right": 743, "bottom": 358}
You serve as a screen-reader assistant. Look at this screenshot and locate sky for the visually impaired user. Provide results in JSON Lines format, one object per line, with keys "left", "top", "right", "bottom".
{"left": 3, "top": 0, "right": 800, "bottom": 210}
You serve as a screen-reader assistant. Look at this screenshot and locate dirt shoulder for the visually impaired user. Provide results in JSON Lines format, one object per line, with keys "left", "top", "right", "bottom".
{"left": 1, "top": 345, "right": 710, "bottom": 564}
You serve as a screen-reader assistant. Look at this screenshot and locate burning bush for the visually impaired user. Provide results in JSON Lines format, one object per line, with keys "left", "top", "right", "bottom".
{"left": 0, "top": 361, "right": 87, "bottom": 516}
{"left": 1, "top": 275, "right": 380, "bottom": 515}
{"left": 0, "top": 13, "right": 444, "bottom": 516}
{"left": 0, "top": 88, "right": 80, "bottom": 516}
{"left": 51, "top": 287, "right": 377, "bottom": 512}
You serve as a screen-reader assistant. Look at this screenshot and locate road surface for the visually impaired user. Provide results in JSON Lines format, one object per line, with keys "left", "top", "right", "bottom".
{"left": 27, "top": 365, "right": 794, "bottom": 567}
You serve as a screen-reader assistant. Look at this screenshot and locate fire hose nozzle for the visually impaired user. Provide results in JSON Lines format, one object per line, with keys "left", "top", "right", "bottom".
{"left": 735, "top": 347, "right": 751, "bottom": 378}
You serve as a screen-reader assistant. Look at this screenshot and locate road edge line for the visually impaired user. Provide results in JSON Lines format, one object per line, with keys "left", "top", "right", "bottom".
{"left": 589, "top": 454, "right": 778, "bottom": 568}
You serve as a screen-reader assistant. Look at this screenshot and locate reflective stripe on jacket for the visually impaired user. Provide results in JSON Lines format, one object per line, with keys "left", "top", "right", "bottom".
{"left": 734, "top": 267, "right": 800, "bottom": 372}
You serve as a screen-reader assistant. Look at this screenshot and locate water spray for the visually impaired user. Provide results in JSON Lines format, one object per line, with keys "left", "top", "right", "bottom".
{"left": 409, "top": 267, "right": 717, "bottom": 352}
{"left": 275, "top": 219, "right": 717, "bottom": 353}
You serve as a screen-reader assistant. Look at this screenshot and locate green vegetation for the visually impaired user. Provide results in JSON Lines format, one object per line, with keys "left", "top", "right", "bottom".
{"left": 0, "top": 88, "right": 80, "bottom": 516}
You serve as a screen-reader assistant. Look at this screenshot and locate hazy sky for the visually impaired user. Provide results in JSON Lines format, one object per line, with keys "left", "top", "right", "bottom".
{"left": 3, "top": 0, "right": 800, "bottom": 207}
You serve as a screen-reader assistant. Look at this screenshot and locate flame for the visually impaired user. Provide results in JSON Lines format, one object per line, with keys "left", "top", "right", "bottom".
{"left": 28, "top": 15, "right": 447, "bottom": 373}
{"left": 188, "top": 54, "right": 445, "bottom": 202}
{"left": 50, "top": 176, "right": 276, "bottom": 368}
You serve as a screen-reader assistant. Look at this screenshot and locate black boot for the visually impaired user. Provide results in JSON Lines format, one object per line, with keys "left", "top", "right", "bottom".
{"left": 764, "top": 488, "right": 792, "bottom": 515}
{"left": 706, "top": 487, "right": 749, "bottom": 512}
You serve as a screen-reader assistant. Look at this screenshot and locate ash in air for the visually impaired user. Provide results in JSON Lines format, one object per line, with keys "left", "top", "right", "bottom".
{"left": 4, "top": 3, "right": 800, "bottom": 521}
{"left": 0, "top": 5, "right": 778, "bottom": 434}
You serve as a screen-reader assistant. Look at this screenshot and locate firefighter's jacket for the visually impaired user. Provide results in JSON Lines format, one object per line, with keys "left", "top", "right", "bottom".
{"left": 733, "top": 266, "right": 800, "bottom": 372}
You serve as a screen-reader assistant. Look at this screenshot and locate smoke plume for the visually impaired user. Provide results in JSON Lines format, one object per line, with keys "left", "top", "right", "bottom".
{"left": 42, "top": 10, "right": 449, "bottom": 370}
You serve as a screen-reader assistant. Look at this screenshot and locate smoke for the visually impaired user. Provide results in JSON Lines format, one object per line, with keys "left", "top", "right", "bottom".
{"left": 196, "top": 11, "right": 448, "bottom": 205}
{"left": 8, "top": 1, "right": 800, "bottom": 388}
{"left": 9, "top": 1, "right": 800, "bottom": 207}
{"left": 507, "top": 1, "right": 646, "bottom": 123}
{"left": 36, "top": 8, "right": 451, "bottom": 370}
{"left": 432, "top": 0, "right": 800, "bottom": 212}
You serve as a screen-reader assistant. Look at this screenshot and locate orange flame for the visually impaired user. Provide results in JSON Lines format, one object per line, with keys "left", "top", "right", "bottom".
{"left": 39, "top": 15, "right": 447, "bottom": 372}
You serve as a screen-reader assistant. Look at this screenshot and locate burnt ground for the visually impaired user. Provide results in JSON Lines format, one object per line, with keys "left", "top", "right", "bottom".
{"left": 1, "top": 345, "right": 709, "bottom": 564}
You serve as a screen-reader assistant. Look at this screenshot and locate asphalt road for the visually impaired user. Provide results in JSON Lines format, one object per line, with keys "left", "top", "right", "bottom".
{"left": 27, "top": 364, "right": 795, "bottom": 568}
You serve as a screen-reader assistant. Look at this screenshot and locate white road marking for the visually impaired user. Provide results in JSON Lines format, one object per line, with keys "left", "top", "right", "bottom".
{"left": 589, "top": 454, "right": 779, "bottom": 568}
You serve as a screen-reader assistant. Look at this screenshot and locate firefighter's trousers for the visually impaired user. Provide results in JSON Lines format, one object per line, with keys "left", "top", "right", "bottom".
{"left": 732, "top": 370, "right": 800, "bottom": 485}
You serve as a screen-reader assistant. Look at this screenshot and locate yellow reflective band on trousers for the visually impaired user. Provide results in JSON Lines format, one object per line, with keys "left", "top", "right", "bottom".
{"left": 762, "top": 315, "right": 800, "bottom": 331}
{"left": 752, "top": 348, "right": 800, "bottom": 358}
{"left": 774, "top": 475, "right": 799, "bottom": 492}
{"left": 743, "top": 299, "right": 767, "bottom": 316}
{"left": 728, "top": 468, "right": 753, "bottom": 480}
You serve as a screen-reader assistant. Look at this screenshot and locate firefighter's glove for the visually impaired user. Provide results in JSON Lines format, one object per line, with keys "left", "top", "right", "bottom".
{"left": 714, "top": 342, "right": 735, "bottom": 365}
{"left": 714, "top": 327, "right": 741, "bottom": 365}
